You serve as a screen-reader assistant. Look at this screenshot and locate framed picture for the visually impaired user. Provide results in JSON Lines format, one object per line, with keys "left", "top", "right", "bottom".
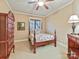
{"left": 17, "top": 22, "right": 25, "bottom": 30}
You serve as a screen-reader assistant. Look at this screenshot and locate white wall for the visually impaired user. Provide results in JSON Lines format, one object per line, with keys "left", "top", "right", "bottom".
{"left": 14, "top": 14, "right": 29, "bottom": 40}
{"left": 74, "top": 0, "right": 79, "bottom": 15}
{"left": 46, "top": 0, "right": 79, "bottom": 47}
{"left": 74, "top": 0, "right": 79, "bottom": 33}
{"left": 0, "top": 0, "right": 10, "bottom": 13}
{"left": 46, "top": 4, "right": 73, "bottom": 46}
{"left": 14, "top": 14, "right": 46, "bottom": 41}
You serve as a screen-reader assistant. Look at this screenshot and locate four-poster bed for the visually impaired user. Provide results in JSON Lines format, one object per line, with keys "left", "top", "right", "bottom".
{"left": 28, "top": 19, "right": 57, "bottom": 53}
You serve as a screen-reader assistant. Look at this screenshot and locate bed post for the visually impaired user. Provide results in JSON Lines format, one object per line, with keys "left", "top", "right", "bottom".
{"left": 67, "top": 34, "right": 71, "bottom": 56}
{"left": 54, "top": 30, "right": 57, "bottom": 47}
{"left": 33, "top": 30, "right": 36, "bottom": 53}
{"left": 28, "top": 21, "right": 30, "bottom": 41}
{"left": 28, "top": 21, "right": 32, "bottom": 50}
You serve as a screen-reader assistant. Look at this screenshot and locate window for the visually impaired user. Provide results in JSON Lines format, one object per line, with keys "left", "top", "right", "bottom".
{"left": 29, "top": 19, "right": 41, "bottom": 33}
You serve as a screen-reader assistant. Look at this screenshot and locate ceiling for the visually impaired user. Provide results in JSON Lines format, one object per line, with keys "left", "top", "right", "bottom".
{"left": 6, "top": 0, "right": 73, "bottom": 17}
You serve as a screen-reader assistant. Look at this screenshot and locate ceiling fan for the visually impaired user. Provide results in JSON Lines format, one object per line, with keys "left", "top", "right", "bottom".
{"left": 28, "top": 0, "right": 54, "bottom": 10}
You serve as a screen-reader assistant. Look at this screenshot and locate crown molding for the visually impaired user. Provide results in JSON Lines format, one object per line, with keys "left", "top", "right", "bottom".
{"left": 12, "top": 10, "right": 46, "bottom": 18}
{"left": 4, "top": 0, "right": 13, "bottom": 12}
{"left": 46, "top": 0, "right": 74, "bottom": 17}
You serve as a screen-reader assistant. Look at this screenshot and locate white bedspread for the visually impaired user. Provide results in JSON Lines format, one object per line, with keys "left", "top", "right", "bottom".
{"left": 31, "top": 33, "right": 54, "bottom": 44}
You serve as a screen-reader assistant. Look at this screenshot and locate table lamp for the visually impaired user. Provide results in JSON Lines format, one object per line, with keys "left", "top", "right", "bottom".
{"left": 68, "top": 14, "right": 79, "bottom": 34}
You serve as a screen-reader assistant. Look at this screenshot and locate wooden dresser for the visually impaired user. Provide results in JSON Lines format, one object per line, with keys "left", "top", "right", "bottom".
{"left": 0, "top": 11, "right": 15, "bottom": 59}
{"left": 67, "top": 34, "right": 79, "bottom": 59}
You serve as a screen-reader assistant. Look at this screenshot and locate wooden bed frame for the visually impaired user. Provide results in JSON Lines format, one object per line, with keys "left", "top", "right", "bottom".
{"left": 28, "top": 30, "right": 57, "bottom": 53}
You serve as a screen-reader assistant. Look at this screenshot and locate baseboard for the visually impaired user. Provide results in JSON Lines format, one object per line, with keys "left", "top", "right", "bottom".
{"left": 14, "top": 39, "right": 28, "bottom": 43}
{"left": 58, "top": 41, "right": 67, "bottom": 49}
{"left": 14, "top": 39, "right": 67, "bottom": 49}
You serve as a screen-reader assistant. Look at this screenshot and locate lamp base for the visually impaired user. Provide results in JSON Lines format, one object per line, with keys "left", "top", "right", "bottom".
{"left": 72, "top": 23, "right": 76, "bottom": 34}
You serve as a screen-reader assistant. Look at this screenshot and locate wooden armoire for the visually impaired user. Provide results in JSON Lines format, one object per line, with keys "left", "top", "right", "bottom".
{"left": 0, "top": 11, "right": 15, "bottom": 59}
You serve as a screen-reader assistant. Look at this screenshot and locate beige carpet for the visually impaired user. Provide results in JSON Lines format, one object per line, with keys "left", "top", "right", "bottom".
{"left": 9, "top": 41, "right": 68, "bottom": 59}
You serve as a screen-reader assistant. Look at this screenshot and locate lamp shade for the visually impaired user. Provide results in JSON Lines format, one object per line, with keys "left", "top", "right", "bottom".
{"left": 68, "top": 15, "right": 79, "bottom": 23}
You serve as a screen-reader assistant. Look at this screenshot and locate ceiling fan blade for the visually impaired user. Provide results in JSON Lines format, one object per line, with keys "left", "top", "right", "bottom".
{"left": 36, "top": 6, "right": 39, "bottom": 10}
{"left": 44, "top": 5, "right": 49, "bottom": 9}
{"left": 28, "top": 0, "right": 39, "bottom": 4}
{"left": 28, "top": 1, "right": 36, "bottom": 4}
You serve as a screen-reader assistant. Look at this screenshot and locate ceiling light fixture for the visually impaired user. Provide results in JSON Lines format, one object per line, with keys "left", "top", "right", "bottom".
{"left": 38, "top": 1, "right": 44, "bottom": 6}
{"left": 31, "top": 0, "right": 35, "bottom": 1}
